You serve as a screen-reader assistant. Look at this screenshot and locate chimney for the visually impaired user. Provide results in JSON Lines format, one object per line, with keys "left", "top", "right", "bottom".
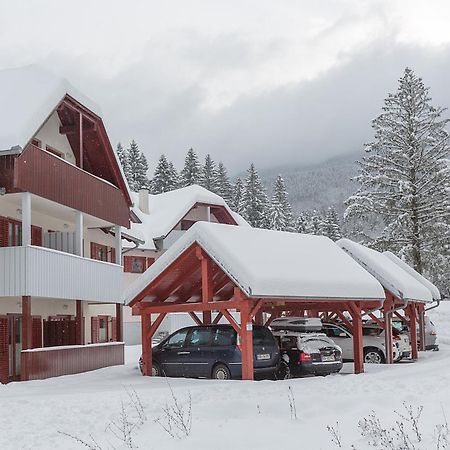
{"left": 138, "top": 189, "right": 149, "bottom": 214}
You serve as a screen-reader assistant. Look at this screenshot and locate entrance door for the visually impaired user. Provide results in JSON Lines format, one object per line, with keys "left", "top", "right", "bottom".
{"left": 8, "top": 315, "right": 22, "bottom": 380}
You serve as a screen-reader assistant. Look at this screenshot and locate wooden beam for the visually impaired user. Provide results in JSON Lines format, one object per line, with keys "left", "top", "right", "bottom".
{"left": 136, "top": 299, "right": 243, "bottom": 314}
{"left": 75, "top": 300, "right": 83, "bottom": 345}
{"left": 220, "top": 309, "right": 241, "bottom": 334}
{"left": 212, "top": 312, "right": 223, "bottom": 325}
{"left": 147, "top": 313, "right": 167, "bottom": 341}
{"left": 141, "top": 314, "right": 151, "bottom": 376}
{"left": 239, "top": 301, "right": 254, "bottom": 380}
{"left": 348, "top": 302, "right": 364, "bottom": 374}
{"left": 115, "top": 303, "right": 123, "bottom": 342}
{"left": 189, "top": 312, "right": 203, "bottom": 326}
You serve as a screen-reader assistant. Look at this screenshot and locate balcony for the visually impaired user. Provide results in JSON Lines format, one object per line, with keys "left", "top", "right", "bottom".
{"left": 0, "top": 245, "right": 123, "bottom": 303}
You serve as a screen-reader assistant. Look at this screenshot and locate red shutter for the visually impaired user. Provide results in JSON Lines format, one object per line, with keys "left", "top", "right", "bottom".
{"left": 31, "top": 226, "right": 42, "bottom": 246}
{"left": 111, "top": 247, "right": 116, "bottom": 264}
{"left": 91, "top": 316, "right": 99, "bottom": 344}
{"left": 123, "top": 256, "right": 132, "bottom": 273}
{"left": 90, "top": 242, "right": 96, "bottom": 260}
{"left": 32, "top": 317, "right": 42, "bottom": 348}
{"left": 0, "top": 316, "right": 9, "bottom": 384}
{"left": 112, "top": 317, "right": 117, "bottom": 341}
{"left": 0, "top": 217, "right": 9, "bottom": 247}
{"left": 146, "top": 257, "right": 155, "bottom": 269}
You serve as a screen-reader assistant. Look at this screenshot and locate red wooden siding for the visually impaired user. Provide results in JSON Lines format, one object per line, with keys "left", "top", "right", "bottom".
{"left": 21, "top": 343, "right": 124, "bottom": 381}
{"left": 0, "top": 154, "right": 15, "bottom": 193}
{"left": 0, "top": 316, "right": 8, "bottom": 384}
{"left": 124, "top": 256, "right": 155, "bottom": 273}
{"left": 31, "top": 226, "right": 42, "bottom": 246}
{"left": 43, "top": 317, "right": 76, "bottom": 347}
{"left": 32, "top": 317, "right": 42, "bottom": 349}
{"left": 0, "top": 217, "right": 8, "bottom": 247}
{"left": 91, "top": 316, "right": 99, "bottom": 343}
{"left": 14, "top": 144, "right": 130, "bottom": 227}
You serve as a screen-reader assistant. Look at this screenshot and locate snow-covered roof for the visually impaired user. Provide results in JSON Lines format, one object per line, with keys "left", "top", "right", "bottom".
{"left": 124, "top": 222, "right": 385, "bottom": 305}
{"left": 383, "top": 251, "right": 441, "bottom": 301}
{"left": 337, "top": 239, "right": 433, "bottom": 303}
{"left": 125, "top": 185, "right": 249, "bottom": 250}
{"left": 0, "top": 65, "right": 101, "bottom": 153}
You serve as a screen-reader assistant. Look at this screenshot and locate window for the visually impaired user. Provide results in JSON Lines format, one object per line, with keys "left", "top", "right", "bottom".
{"left": 212, "top": 327, "right": 236, "bottom": 346}
{"left": 123, "top": 256, "right": 154, "bottom": 273}
{"left": 324, "top": 325, "right": 349, "bottom": 338}
{"left": 164, "top": 329, "right": 188, "bottom": 349}
{"left": 186, "top": 328, "right": 212, "bottom": 347}
{"left": 46, "top": 145, "right": 64, "bottom": 159}
{"left": 31, "top": 138, "right": 41, "bottom": 148}
{"left": 91, "top": 242, "right": 115, "bottom": 263}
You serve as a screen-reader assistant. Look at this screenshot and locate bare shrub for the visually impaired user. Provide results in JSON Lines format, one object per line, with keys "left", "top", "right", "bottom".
{"left": 287, "top": 385, "right": 297, "bottom": 420}
{"left": 327, "top": 422, "right": 342, "bottom": 448}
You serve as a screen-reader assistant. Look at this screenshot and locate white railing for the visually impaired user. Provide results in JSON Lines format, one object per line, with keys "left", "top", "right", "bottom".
{"left": 0, "top": 245, "right": 123, "bottom": 303}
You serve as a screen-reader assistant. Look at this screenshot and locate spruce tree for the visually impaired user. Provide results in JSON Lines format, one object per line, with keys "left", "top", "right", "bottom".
{"left": 200, "top": 154, "right": 218, "bottom": 193}
{"left": 127, "top": 140, "right": 150, "bottom": 191}
{"left": 241, "top": 163, "right": 270, "bottom": 229}
{"left": 295, "top": 212, "right": 309, "bottom": 234}
{"left": 307, "top": 210, "right": 323, "bottom": 235}
{"left": 345, "top": 67, "right": 450, "bottom": 283}
{"left": 168, "top": 161, "right": 180, "bottom": 190}
{"left": 321, "top": 207, "right": 342, "bottom": 241}
{"left": 216, "top": 162, "right": 234, "bottom": 204}
{"left": 150, "top": 154, "right": 178, "bottom": 194}
{"left": 269, "top": 175, "right": 293, "bottom": 231}
{"left": 180, "top": 148, "right": 201, "bottom": 187}
{"left": 233, "top": 177, "right": 244, "bottom": 214}
{"left": 116, "top": 142, "right": 131, "bottom": 185}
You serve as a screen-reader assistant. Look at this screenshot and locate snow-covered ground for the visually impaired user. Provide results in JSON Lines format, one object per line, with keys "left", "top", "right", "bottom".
{"left": 1, "top": 303, "right": 450, "bottom": 450}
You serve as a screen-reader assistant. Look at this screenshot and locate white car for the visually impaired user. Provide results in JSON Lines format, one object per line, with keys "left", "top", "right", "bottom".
{"left": 322, "top": 322, "right": 400, "bottom": 364}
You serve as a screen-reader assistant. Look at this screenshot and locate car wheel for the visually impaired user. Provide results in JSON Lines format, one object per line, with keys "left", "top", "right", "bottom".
{"left": 211, "top": 363, "right": 231, "bottom": 380}
{"left": 276, "top": 362, "right": 291, "bottom": 380}
{"left": 151, "top": 362, "right": 162, "bottom": 377}
{"left": 363, "top": 348, "right": 385, "bottom": 364}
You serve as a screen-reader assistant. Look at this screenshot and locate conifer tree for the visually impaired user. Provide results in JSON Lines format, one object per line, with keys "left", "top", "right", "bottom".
{"left": 180, "top": 148, "right": 201, "bottom": 187}
{"left": 116, "top": 142, "right": 131, "bottom": 185}
{"left": 233, "top": 177, "right": 244, "bottom": 214}
{"left": 345, "top": 67, "right": 450, "bottom": 282}
{"left": 307, "top": 210, "right": 323, "bottom": 235}
{"left": 200, "top": 154, "right": 218, "bottom": 193}
{"left": 168, "top": 161, "right": 180, "bottom": 190}
{"left": 295, "top": 212, "right": 309, "bottom": 234}
{"left": 127, "top": 140, "right": 150, "bottom": 191}
{"left": 241, "top": 163, "right": 270, "bottom": 228}
{"left": 269, "top": 175, "right": 293, "bottom": 231}
{"left": 150, "top": 154, "right": 178, "bottom": 194}
{"left": 321, "top": 207, "right": 342, "bottom": 241}
{"left": 216, "top": 162, "right": 234, "bottom": 204}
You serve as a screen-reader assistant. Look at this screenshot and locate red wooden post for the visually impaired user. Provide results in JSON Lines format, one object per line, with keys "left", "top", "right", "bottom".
{"left": 75, "top": 300, "right": 83, "bottom": 345}
{"left": 254, "top": 311, "right": 263, "bottom": 325}
{"left": 408, "top": 304, "right": 418, "bottom": 360}
{"left": 21, "top": 296, "right": 32, "bottom": 381}
{"left": 201, "top": 253, "right": 213, "bottom": 324}
{"left": 417, "top": 303, "right": 425, "bottom": 351}
{"left": 141, "top": 313, "right": 152, "bottom": 376}
{"left": 239, "top": 300, "right": 254, "bottom": 380}
{"left": 115, "top": 303, "right": 123, "bottom": 342}
{"left": 349, "top": 302, "right": 364, "bottom": 374}
{"left": 383, "top": 297, "right": 394, "bottom": 364}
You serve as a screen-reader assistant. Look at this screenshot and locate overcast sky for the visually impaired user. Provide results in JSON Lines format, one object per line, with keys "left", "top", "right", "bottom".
{"left": 1, "top": 1, "right": 450, "bottom": 173}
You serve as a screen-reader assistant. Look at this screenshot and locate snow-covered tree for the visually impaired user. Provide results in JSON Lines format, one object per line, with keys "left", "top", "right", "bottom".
{"left": 199, "top": 154, "right": 218, "bottom": 193}
{"left": 116, "top": 142, "right": 132, "bottom": 186}
{"left": 180, "top": 148, "right": 201, "bottom": 187}
{"left": 150, "top": 154, "right": 178, "bottom": 194}
{"left": 345, "top": 68, "right": 450, "bottom": 283}
{"left": 306, "top": 210, "right": 323, "bottom": 235}
{"left": 295, "top": 212, "right": 309, "bottom": 234}
{"left": 216, "top": 162, "right": 234, "bottom": 205}
{"left": 321, "top": 207, "right": 342, "bottom": 241}
{"left": 241, "top": 163, "right": 270, "bottom": 228}
{"left": 168, "top": 161, "right": 180, "bottom": 190}
{"left": 233, "top": 177, "right": 244, "bottom": 213}
{"left": 127, "top": 140, "right": 150, "bottom": 191}
{"left": 269, "top": 175, "right": 294, "bottom": 231}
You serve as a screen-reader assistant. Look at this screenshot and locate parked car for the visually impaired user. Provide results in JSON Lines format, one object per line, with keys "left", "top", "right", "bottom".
{"left": 151, "top": 331, "right": 169, "bottom": 347}
{"left": 272, "top": 329, "right": 343, "bottom": 377}
{"left": 422, "top": 316, "right": 439, "bottom": 351}
{"left": 140, "top": 324, "right": 280, "bottom": 379}
{"left": 321, "top": 322, "right": 400, "bottom": 364}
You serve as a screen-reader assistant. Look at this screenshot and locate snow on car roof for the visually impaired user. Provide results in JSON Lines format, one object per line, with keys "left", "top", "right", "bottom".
{"left": 0, "top": 65, "right": 101, "bottom": 153}
{"left": 383, "top": 251, "right": 441, "bottom": 301}
{"left": 125, "top": 185, "right": 250, "bottom": 250}
{"left": 337, "top": 239, "right": 433, "bottom": 303}
{"left": 124, "top": 222, "right": 385, "bottom": 304}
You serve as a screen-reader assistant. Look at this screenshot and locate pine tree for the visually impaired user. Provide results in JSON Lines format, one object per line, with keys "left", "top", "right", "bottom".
{"left": 241, "top": 163, "right": 270, "bottom": 228}
{"left": 215, "top": 162, "right": 234, "bottom": 204}
{"left": 269, "top": 175, "right": 293, "bottom": 231}
{"left": 180, "top": 148, "right": 201, "bottom": 187}
{"left": 116, "top": 142, "right": 131, "bottom": 185}
{"left": 307, "top": 210, "right": 323, "bottom": 235}
{"left": 127, "top": 140, "right": 150, "bottom": 191}
{"left": 168, "top": 161, "right": 180, "bottom": 190}
{"left": 321, "top": 207, "right": 342, "bottom": 241}
{"left": 200, "top": 154, "right": 218, "bottom": 193}
{"left": 345, "top": 68, "right": 450, "bottom": 285}
{"left": 150, "top": 154, "right": 178, "bottom": 194}
{"left": 233, "top": 177, "right": 244, "bottom": 213}
{"left": 295, "top": 212, "right": 309, "bottom": 234}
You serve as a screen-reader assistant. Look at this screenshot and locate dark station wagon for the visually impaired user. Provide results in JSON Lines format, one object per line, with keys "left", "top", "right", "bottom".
{"left": 140, "top": 324, "right": 280, "bottom": 379}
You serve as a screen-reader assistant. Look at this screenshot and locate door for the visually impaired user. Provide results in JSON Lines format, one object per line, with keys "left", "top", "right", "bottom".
{"left": 158, "top": 329, "right": 189, "bottom": 377}
{"left": 8, "top": 315, "right": 22, "bottom": 380}
{"left": 182, "top": 327, "right": 213, "bottom": 378}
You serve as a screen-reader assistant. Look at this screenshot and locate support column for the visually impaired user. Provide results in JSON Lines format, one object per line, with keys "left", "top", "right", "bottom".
{"left": 21, "top": 192, "right": 31, "bottom": 246}
{"left": 141, "top": 313, "right": 152, "bottom": 376}
{"left": 240, "top": 301, "right": 254, "bottom": 380}
{"left": 79, "top": 111, "right": 83, "bottom": 169}
{"left": 254, "top": 311, "right": 264, "bottom": 325}
{"left": 201, "top": 253, "right": 213, "bottom": 325}
{"left": 114, "top": 225, "right": 122, "bottom": 265}
{"left": 408, "top": 304, "right": 418, "bottom": 360}
{"left": 75, "top": 300, "right": 84, "bottom": 345}
{"left": 75, "top": 210, "right": 84, "bottom": 256}
{"left": 21, "top": 296, "right": 32, "bottom": 381}
{"left": 383, "top": 297, "right": 394, "bottom": 364}
{"left": 115, "top": 304, "right": 123, "bottom": 342}
{"left": 418, "top": 304, "right": 426, "bottom": 352}
{"left": 349, "top": 302, "right": 364, "bottom": 374}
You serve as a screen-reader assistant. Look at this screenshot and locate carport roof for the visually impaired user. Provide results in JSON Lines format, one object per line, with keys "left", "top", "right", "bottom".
{"left": 337, "top": 239, "right": 433, "bottom": 303}
{"left": 124, "top": 222, "right": 385, "bottom": 305}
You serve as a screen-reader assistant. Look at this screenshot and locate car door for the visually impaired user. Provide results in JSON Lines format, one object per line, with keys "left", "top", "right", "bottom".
{"left": 158, "top": 328, "right": 189, "bottom": 377}
{"left": 323, "top": 324, "right": 353, "bottom": 360}
{"left": 182, "top": 327, "right": 213, "bottom": 378}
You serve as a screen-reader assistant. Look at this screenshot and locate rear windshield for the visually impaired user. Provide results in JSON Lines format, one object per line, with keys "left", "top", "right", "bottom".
{"left": 253, "top": 327, "right": 275, "bottom": 345}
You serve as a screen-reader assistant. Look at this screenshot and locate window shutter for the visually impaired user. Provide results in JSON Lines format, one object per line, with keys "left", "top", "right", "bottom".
{"left": 90, "top": 242, "right": 97, "bottom": 260}
{"left": 32, "top": 317, "right": 42, "bottom": 349}
{"left": 123, "top": 256, "right": 132, "bottom": 273}
{"left": 31, "top": 226, "right": 42, "bottom": 246}
{"left": 111, "top": 247, "right": 116, "bottom": 264}
{"left": 146, "top": 257, "right": 155, "bottom": 269}
{"left": 0, "top": 217, "right": 9, "bottom": 247}
{"left": 0, "top": 316, "right": 8, "bottom": 384}
{"left": 91, "top": 316, "right": 99, "bottom": 344}
{"left": 112, "top": 317, "right": 117, "bottom": 341}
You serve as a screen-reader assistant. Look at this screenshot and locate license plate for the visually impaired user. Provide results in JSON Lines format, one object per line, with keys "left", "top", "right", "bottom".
{"left": 256, "top": 353, "right": 270, "bottom": 360}
{"left": 322, "top": 355, "right": 335, "bottom": 362}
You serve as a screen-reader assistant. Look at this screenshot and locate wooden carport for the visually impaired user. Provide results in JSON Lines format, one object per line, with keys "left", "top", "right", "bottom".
{"left": 126, "top": 223, "right": 386, "bottom": 379}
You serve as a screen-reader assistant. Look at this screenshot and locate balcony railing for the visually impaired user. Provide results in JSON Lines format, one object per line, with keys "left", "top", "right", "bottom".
{"left": 0, "top": 245, "right": 123, "bottom": 303}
